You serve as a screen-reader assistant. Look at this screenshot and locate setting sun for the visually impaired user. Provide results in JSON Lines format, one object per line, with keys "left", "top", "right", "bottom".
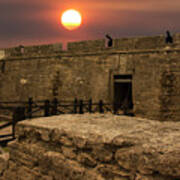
{"left": 61, "top": 9, "right": 82, "bottom": 31}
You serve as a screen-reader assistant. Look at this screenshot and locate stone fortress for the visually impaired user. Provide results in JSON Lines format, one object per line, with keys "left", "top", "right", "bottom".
{"left": 0, "top": 34, "right": 180, "bottom": 180}
{"left": 0, "top": 33, "right": 180, "bottom": 121}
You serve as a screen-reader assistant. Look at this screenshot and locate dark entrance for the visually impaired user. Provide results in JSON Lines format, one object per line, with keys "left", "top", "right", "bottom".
{"left": 113, "top": 75, "right": 133, "bottom": 114}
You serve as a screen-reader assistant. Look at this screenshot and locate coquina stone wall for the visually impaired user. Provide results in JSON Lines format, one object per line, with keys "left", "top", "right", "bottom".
{"left": 0, "top": 34, "right": 179, "bottom": 121}
{"left": 1, "top": 114, "right": 180, "bottom": 180}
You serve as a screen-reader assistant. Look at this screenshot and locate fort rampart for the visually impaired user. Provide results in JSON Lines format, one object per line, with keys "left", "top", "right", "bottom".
{"left": 0, "top": 34, "right": 180, "bottom": 179}
{"left": 0, "top": 34, "right": 180, "bottom": 121}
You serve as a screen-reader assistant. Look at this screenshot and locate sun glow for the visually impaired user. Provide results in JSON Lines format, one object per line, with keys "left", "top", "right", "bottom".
{"left": 61, "top": 9, "right": 82, "bottom": 30}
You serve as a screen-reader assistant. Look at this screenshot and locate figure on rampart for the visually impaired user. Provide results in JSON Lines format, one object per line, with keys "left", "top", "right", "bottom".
{"left": 165, "top": 31, "right": 173, "bottom": 43}
{"left": 106, "top": 34, "right": 113, "bottom": 47}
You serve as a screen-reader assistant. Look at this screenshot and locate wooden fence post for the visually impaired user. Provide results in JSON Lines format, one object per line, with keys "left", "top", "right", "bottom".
{"left": 12, "top": 106, "right": 26, "bottom": 138}
{"left": 27, "top": 97, "right": 33, "bottom": 119}
{"left": 79, "top": 100, "right": 84, "bottom": 114}
{"left": 73, "top": 98, "right": 78, "bottom": 114}
{"left": 21, "top": 106, "right": 26, "bottom": 120}
{"left": 51, "top": 98, "right": 58, "bottom": 115}
{"left": 12, "top": 108, "right": 17, "bottom": 139}
{"left": 44, "top": 100, "right": 50, "bottom": 117}
{"left": 99, "top": 100, "right": 104, "bottom": 113}
{"left": 88, "top": 98, "right": 92, "bottom": 113}
{"left": 113, "top": 102, "right": 117, "bottom": 114}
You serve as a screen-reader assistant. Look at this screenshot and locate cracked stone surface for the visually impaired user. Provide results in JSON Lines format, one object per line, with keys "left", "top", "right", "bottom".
{"left": 1, "top": 114, "right": 180, "bottom": 180}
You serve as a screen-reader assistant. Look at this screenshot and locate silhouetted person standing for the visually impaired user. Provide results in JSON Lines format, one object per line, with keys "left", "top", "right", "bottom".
{"left": 165, "top": 31, "right": 173, "bottom": 44}
{"left": 106, "top": 34, "right": 113, "bottom": 47}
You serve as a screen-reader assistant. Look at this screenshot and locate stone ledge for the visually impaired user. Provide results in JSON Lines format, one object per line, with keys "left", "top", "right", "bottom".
{"left": 2, "top": 114, "right": 180, "bottom": 179}
{"left": 4, "top": 47, "right": 180, "bottom": 61}
{"left": 16, "top": 114, "right": 180, "bottom": 145}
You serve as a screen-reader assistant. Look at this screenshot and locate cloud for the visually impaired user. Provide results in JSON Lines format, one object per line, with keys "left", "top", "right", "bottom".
{"left": 0, "top": 0, "right": 179, "bottom": 48}
{"left": 81, "top": 0, "right": 180, "bottom": 12}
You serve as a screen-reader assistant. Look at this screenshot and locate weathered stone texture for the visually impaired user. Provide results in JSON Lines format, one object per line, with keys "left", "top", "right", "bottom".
{"left": 67, "top": 40, "right": 105, "bottom": 52}
{"left": 1, "top": 114, "right": 180, "bottom": 179}
{"left": 0, "top": 147, "right": 9, "bottom": 177}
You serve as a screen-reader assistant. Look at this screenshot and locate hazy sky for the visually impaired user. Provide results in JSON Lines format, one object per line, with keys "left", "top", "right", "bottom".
{"left": 0, "top": 0, "right": 180, "bottom": 48}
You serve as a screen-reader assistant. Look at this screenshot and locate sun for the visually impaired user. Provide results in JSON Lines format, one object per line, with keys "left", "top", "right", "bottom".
{"left": 61, "top": 9, "right": 82, "bottom": 31}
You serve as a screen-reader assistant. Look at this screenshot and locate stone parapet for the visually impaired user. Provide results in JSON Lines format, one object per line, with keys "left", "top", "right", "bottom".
{"left": 1, "top": 114, "right": 180, "bottom": 179}
{"left": 3, "top": 33, "right": 180, "bottom": 58}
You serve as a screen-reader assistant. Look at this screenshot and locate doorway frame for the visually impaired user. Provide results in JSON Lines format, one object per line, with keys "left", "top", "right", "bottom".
{"left": 109, "top": 70, "right": 133, "bottom": 106}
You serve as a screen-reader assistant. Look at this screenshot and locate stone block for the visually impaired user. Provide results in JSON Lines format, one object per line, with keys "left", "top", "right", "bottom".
{"left": 0, "top": 150, "right": 9, "bottom": 175}
{"left": 61, "top": 146, "right": 76, "bottom": 159}
{"left": 92, "top": 145, "right": 113, "bottom": 162}
{"left": 67, "top": 39, "right": 105, "bottom": 52}
{"left": 59, "top": 136, "right": 73, "bottom": 146}
{"left": 96, "top": 164, "right": 130, "bottom": 179}
{"left": 73, "top": 136, "right": 87, "bottom": 148}
{"left": 77, "top": 153, "right": 97, "bottom": 167}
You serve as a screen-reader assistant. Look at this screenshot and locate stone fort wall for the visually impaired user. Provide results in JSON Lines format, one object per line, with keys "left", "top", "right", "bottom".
{"left": 0, "top": 34, "right": 180, "bottom": 121}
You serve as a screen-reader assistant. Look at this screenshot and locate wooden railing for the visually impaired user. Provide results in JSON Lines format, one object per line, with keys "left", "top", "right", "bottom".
{"left": 0, "top": 98, "right": 134, "bottom": 145}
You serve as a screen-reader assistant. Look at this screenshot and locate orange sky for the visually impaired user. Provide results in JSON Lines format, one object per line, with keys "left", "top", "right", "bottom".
{"left": 0, "top": 0, "right": 180, "bottom": 48}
